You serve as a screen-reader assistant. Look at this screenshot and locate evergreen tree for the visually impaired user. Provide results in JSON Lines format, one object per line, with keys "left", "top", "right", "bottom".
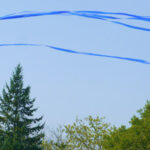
{"left": 0, "top": 64, "right": 44, "bottom": 150}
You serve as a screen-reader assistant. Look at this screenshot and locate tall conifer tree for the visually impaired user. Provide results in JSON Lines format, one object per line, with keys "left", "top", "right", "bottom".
{"left": 0, "top": 64, "right": 44, "bottom": 150}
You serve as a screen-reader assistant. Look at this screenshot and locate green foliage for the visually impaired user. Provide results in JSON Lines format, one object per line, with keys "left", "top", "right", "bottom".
{"left": 103, "top": 101, "right": 150, "bottom": 150}
{"left": 65, "top": 116, "right": 109, "bottom": 150}
{"left": 42, "top": 140, "right": 68, "bottom": 150}
{"left": 0, "top": 64, "right": 44, "bottom": 150}
{"left": 42, "top": 116, "right": 109, "bottom": 150}
{"left": 42, "top": 102, "right": 150, "bottom": 150}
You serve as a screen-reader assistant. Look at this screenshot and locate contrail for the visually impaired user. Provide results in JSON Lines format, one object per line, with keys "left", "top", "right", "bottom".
{"left": 0, "top": 43, "right": 149, "bottom": 65}
{"left": 0, "top": 10, "right": 150, "bottom": 31}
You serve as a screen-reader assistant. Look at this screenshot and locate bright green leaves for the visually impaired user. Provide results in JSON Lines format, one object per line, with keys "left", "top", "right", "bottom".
{"left": 65, "top": 116, "right": 109, "bottom": 150}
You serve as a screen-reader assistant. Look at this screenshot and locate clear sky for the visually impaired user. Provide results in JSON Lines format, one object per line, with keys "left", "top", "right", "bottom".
{"left": 0, "top": 0, "right": 150, "bottom": 128}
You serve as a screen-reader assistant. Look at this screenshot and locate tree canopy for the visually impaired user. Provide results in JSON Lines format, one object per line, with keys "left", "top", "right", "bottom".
{"left": 42, "top": 102, "right": 150, "bottom": 150}
{"left": 103, "top": 101, "right": 150, "bottom": 150}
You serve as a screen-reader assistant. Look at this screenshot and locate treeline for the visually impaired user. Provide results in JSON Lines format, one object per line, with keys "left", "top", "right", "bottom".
{"left": 42, "top": 101, "right": 150, "bottom": 150}
{"left": 0, "top": 65, "right": 150, "bottom": 150}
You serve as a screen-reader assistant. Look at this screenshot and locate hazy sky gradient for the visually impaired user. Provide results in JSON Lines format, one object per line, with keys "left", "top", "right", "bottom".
{"left": 0, "top": 0, "right": 150, "bottom": 128}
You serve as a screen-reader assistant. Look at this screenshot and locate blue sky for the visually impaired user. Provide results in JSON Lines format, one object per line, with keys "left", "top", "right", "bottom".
{"left": 0, "top": 0, "right": 150, "bottom": 128}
